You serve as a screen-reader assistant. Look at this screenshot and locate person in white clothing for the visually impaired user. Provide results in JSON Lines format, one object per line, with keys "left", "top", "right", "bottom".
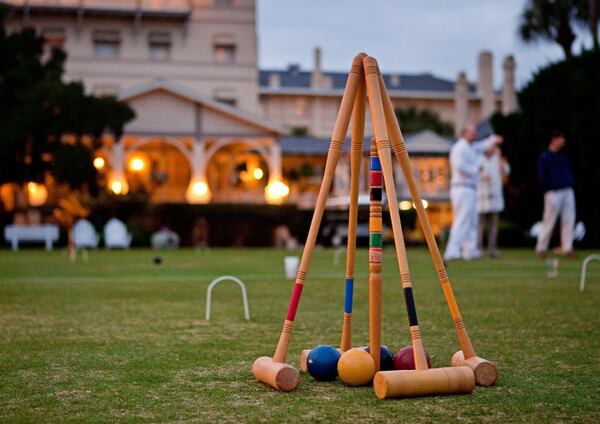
{"left": 535, "top": 131, "right": 576, "bottom": 258}
{"left": 444, "top": 124, "right": 503, "bottom": 261}
{"left": 477, "top": 147, "right": 510, "bottom": 258}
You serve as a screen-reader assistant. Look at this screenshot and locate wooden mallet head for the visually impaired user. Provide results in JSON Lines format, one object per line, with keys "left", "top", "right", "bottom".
{"left": 252, "top": 356, "right": 300, "bottom": 392}
{"left": 373, "top": 366, "right": 475, "bottom": 399}
{"left": 451, "top": 350, "right": 498, "bottom": 386}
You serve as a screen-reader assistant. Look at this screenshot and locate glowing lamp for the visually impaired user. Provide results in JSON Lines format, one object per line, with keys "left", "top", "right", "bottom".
{"left": 412, "top": 199, "right": 429, "bottom": 209}
{"left": 399, "top": 200, "right": 412, "bottom": 211}
{"left": 129, "top": 157, "right": 145, "bottom": 172}
{"left": 93, "top": 157, "right": 105, "bottom": 170}
{"left": 109, "top": 177, "right": 128, "bottom": 195}
{"left": 253, "top": 167, "right": 264, "bottom": 180}
{"left": 265, "top": 180, "right": 289, "bottom": 204}
{"left": 27, "top": 182, "right": 48, "bottom": 207}
{"left": 186, "top": 179, "right": 211, "bottom": 204}
{"left": 192, "top": 181, "right": 208, "bottom": 196}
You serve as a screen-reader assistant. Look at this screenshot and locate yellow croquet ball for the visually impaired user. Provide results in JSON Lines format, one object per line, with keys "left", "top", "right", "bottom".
{"left": 337, "top": 347, "right": 376, "bottom": 386}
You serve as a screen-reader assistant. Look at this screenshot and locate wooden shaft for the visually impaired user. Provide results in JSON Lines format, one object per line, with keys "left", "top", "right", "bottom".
{"left": 363, "top": 56, "right": 429, "bottom": 371}
{"left": 373, "top": 366, "right": 475, "bottom": 399}
{"left": 368, "top": 142, "right": 383, "bottom": 372}
{"left": 376, "top": 72, "right": 477, "bottom": 360}
{"left": 271, "top": 53, "right": 366, "bottom": 364}
{"left": 340, "top": 77, "right": 366, "bottom": 352}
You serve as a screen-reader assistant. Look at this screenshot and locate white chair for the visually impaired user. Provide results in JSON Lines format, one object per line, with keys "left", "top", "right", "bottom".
{"left": 73, "top": 219, "right": 99, "bottom": 249}
{"left": 103, "top": 218, "right": 132, "bottom": 249}
{"left": 71, "top": 219, "right": 99, "bottom": 262}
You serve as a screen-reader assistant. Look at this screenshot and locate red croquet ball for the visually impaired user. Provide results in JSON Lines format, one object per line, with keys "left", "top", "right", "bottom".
{"left": 393, "top": 345, "right": 432, "bottom": 370}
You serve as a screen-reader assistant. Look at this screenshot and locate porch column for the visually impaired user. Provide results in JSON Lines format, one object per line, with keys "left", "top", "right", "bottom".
{"left": 186, "top": 137, "right": 211, "bottom": 203}
{"left": 264, "top": 141, "right": 289, "bottom": 204}
{"left": 109, "top": 140, "right": 129, "bottom": 195}
{"left": 334, "top": 157, "right": 350, "bottom": 196}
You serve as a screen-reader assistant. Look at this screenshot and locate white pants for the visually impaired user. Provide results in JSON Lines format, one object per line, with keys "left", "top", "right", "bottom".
{"left": 536, "top": 188, "right": 576, "bottom": 253}
{"left": 445, "top": 187, "right": 479, "bottom": 260}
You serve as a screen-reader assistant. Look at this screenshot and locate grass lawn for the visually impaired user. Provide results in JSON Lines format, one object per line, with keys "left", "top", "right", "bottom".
{"left": 1, "top": 247, "right": 600, "bottom": 422}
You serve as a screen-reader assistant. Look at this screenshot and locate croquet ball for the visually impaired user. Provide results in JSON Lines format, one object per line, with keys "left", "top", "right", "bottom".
{"left": 364, "top": 345, "right": 395, "bottom": 371}
{"left": 393, "top": 345, "right": 432, "bottom": 370}
{"left": 153, "top": 255, "right": 162, "bottom": 265}
{"left": 307, "top": 345, "right": 340, "bottom": 381}
{"left": 338, "top": 347, "right": 376, "bottom": 386}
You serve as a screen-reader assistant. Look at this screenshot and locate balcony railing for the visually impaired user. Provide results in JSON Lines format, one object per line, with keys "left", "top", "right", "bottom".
{"left": 3, "top": 0, "right": 191, "bottom": 14}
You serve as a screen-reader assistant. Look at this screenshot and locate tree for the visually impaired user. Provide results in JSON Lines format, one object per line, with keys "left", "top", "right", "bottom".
{"left": 491, "top": 50, "right": 600, "bottom": 246}
{"left": 575, "top": 0, "right": 599, "bottom": 50}
{"left": 394, "top": 106, "right": 454, "bottom": 137}
{"left": 519, "top": 0, "right": 578, "bottom": 58}
{"left": 0, "top": 17, "right": 134, "bottom": 195}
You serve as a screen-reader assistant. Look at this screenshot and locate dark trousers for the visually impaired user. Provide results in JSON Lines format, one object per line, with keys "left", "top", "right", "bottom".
{"left": 477, "top": 212, "right": 499, "bottom": 256}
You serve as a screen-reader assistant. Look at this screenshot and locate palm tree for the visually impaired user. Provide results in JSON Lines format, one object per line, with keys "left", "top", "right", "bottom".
{"left": 519, "top": 0, "right": 578, "bottom": 58}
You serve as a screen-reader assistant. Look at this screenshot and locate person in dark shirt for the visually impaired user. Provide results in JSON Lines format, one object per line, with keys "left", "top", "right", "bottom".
{"left": 535, "top": 131, "right": 576, "bottom": 258}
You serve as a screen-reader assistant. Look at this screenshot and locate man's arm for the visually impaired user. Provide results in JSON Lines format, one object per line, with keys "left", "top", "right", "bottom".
{"left": 472, "top": 135, "right": 503, "bottom": 154}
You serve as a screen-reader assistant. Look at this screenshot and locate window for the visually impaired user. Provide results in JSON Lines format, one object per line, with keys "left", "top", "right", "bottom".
{"left": 148, "top": 32, "right": 171, "bottom": 61}
{"left": 214, "top": 44, "right": 236, "bottom": 64}
{"left": 93, "top": 30, "right": 120, "bottom": 59}
{"left": 214, "top": 87, "right": 237, "bottom": 107}
{"left": 294, "top": 98, "right": 307, "bottom": 117}
{"left": 93, "top": 85, "right": 120, "bottom": 97}
{"left": 42, "top": 27, "right": 65, "bottom": 52}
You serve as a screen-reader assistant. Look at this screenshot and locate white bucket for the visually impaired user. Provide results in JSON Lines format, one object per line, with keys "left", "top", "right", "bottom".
{"left": 284, "top": 256, "right": 300, "bottom": 280}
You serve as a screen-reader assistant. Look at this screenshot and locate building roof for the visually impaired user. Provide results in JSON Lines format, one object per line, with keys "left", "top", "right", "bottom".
{"left": 280, "top": 130, "right": 453, "bottom": 156}
{"left": 120, "top": 79, "right": 287, "bottom": 136}
{"left": 259, "top": 66, "right": 477, "bottom": 95}
{"left": 0, "top": 0, "right": 191, "bottom": 19}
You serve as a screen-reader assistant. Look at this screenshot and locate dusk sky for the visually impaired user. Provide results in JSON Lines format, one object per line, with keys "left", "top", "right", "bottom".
{"left": 257, "top": 0, "right": 588, "bottom": 88}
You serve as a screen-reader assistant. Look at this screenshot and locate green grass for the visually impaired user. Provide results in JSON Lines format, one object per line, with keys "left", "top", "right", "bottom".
{"left": 1, "top": 247, "right": 600, "bottom": 422}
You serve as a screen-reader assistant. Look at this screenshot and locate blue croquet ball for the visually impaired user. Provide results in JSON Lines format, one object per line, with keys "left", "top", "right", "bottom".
{"left": 307, "top": 345, "right": 341, "bottom": 381}
{"left": 364, "top": 345, "right": 395, "bottom": 371}
{"left": 153, "top": 255, "right": 162, "bottom": 265}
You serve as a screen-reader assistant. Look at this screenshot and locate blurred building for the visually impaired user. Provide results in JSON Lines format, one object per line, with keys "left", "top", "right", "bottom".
{"left": 1, "top": 0, "right": 517, "bottom": 231}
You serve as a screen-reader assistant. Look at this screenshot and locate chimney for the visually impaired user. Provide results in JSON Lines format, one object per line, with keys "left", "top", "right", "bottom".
{"left": 268, "top": 73, "right": 280, "bottom": 88}
{"left": 454, "top": 72, "right": 468, "bottom": 137}
{"left": 311, "top": 46, "right": 332, "bottom": 89}
{"left": 477, "top": 51, "right": 495, "bottom": 118}
{"left": 314, "top": 46, "right": 322, "bottom": 74}
{"left": 502, "top": 55, "right": 518, "bottom": 115}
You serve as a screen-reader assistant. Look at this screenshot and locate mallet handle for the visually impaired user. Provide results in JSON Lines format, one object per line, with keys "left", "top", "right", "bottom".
{"left": 364, "top": 56, "right": 429, "bottom": 371}
{"left": 377, "top": 73, "right": 477, "bottom": 360}
{"left": 368, "top": 142, "right": 383, "bottom": 372}
{"left": 340, "top": 78, "right": 367, "bottom": 353}
{"left": 272, "top": 53, "right": 366, "bottom": 363}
